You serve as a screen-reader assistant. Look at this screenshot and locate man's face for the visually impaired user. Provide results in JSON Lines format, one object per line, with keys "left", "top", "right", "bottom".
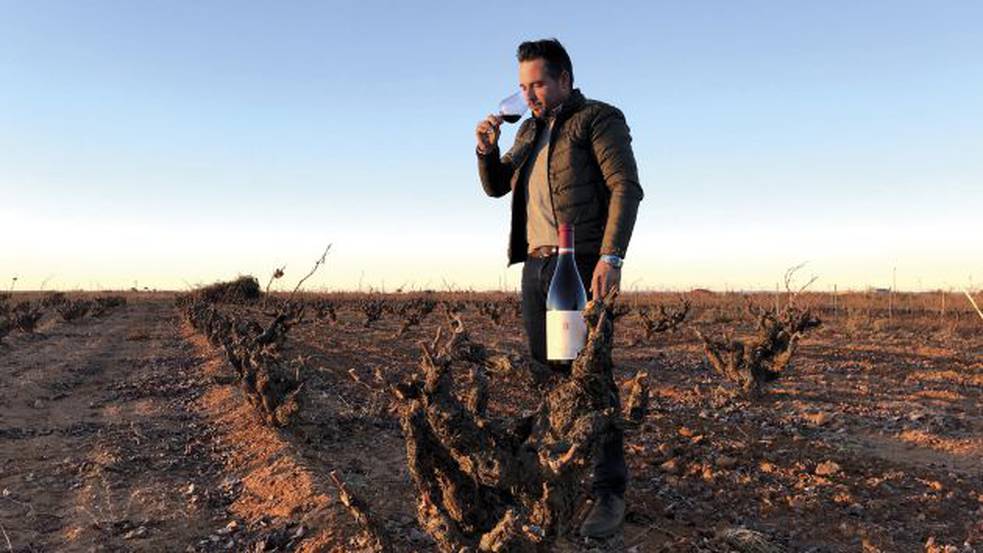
{"left": 519, "top": 58, "right": 570, "bottom": 119}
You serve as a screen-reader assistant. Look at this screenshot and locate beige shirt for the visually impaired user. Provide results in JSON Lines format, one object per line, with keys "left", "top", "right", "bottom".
{"left": 524, "top": 120, "right": 558, "bottom": 252}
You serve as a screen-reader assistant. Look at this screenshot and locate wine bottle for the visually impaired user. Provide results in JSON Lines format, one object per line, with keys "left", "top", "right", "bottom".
{"left": 545, "top": 224, "right": 588, "bottom": 369}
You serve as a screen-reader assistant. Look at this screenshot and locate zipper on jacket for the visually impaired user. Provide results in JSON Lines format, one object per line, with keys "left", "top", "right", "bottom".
{"left": 544, "top": 114, "right": 563, "bottom": 244}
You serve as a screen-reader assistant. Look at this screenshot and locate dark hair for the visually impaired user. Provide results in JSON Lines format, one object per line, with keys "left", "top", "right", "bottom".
{"left": 517, "top": 38, "right": 574, "bottom": 86}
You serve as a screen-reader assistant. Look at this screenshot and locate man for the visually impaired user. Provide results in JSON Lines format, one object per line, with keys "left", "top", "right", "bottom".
{"left": 475, "top": 38, "right": 644, "bottom": 539}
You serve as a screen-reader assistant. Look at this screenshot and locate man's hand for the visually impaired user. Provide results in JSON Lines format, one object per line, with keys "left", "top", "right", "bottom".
{"left": 591, "top": 260, "right": 621, "bottom": 301}
{"left": 476, "top": 114, "right": 503, "bottom": 154}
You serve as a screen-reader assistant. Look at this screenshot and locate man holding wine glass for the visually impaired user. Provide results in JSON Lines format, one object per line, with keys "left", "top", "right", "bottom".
{"left": 475, "top": 38, "right": 644, "bottom": 539}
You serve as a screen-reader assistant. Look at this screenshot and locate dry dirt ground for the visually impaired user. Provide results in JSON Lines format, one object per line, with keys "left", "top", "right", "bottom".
{"left": 1, "top": 293, "right": 981, "bottom": 552}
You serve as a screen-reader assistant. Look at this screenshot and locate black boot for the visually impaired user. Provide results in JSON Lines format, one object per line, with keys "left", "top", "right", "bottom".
{"left": 578, "top": 493, "right": 625, "bottom": 538}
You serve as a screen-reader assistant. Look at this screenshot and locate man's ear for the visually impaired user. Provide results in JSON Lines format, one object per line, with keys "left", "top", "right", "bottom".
{"left": 560, "top": 70, "right": 572, "bottom": 92}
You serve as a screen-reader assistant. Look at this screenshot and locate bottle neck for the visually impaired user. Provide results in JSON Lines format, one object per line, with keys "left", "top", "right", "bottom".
{"left": 557, "top": 224, "right": 574, "bottom": 254}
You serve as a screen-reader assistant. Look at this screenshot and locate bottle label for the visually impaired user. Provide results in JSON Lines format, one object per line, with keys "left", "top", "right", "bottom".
{"left": 546, "top": 310, "right": 587, "bottom": 361}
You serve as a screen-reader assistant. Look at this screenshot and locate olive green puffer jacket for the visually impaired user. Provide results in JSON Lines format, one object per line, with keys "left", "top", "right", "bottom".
{"left": 478, "top": 89, "right": 644, "bottom": 265}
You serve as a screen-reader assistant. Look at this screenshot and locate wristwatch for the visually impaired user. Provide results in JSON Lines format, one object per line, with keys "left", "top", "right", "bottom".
{"left": 600, "top": 254, "right": 624, "bottom": 269}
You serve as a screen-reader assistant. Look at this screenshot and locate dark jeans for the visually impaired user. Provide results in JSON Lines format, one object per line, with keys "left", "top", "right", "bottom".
{"left": 521, "top": 255, "right": 627, "bottom": 496}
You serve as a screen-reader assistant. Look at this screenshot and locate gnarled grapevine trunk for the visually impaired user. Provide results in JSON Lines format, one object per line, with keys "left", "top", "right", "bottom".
{"left": 696, "top": 304, "right": 821, "bottom": 397}
{"left": 396, "top": 297, "right": 621, "bottom": 551}
{"left": 184, "top": 299, "right": 304, "bottom": 427}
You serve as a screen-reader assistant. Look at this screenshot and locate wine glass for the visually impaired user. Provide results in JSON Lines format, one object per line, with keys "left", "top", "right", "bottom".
{"left": 498, "top": 91, "right": 528, "bottom": 123}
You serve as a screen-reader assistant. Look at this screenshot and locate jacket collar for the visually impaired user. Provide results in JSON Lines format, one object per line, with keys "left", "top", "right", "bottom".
{"left": 531, "top": 88, "right": 585, "bottom": 130}
{"left": 556, "top": 88, "right": 586, "bottom": 117}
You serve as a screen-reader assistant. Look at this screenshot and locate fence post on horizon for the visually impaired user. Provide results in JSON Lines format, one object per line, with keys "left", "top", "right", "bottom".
{"left": 964, "top": 289, "right": 983, "bottom": 322}
{"left": 775, "top": 282, "right": 780, "bottom": 316}
{"left": 940, "top": 289, "right": 946, "bottom": 320}
{"left": 833, "top": 284, "right": 838, "bottom": 317}
{"left": 889, "top": 267, "right": 896, "bottom": 321}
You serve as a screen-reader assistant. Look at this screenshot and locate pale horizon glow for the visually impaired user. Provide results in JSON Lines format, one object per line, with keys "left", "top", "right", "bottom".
{"left": 2, "top": 1, "right": 981, "bottom": 292}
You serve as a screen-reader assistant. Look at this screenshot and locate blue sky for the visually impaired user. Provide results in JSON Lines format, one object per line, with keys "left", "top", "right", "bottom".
{"left": 1, "top": 1, "right": 980, "bottom": 291}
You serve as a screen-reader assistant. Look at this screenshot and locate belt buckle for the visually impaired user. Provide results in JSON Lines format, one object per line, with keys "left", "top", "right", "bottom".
{"left": 530, "top": 246, "right": 558, "bottom": 258}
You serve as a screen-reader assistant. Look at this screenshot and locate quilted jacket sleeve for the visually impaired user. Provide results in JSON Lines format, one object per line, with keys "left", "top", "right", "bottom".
{"left": 477, "top": 144, "right": 513, "bottom": 198}
{"left": 590, "top": 107, "right": 644, "bottom": 258}
{"left": 478, "top": 119, "right": 534, "bottom": 198}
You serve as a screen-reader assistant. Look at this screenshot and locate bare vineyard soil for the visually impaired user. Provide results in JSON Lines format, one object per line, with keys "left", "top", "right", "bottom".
{"left": 1, "top": 293, "right": 980, "bottom": 552}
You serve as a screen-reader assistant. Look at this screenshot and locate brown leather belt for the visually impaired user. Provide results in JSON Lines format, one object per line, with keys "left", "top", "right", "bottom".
{"left": 528, "top": 246, "right": 558, "bottom": 258}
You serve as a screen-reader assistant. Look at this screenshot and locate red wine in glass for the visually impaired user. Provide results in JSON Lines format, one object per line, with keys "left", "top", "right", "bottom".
{"left": 498, "top": 91, "right": 527, "bottom": 124}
